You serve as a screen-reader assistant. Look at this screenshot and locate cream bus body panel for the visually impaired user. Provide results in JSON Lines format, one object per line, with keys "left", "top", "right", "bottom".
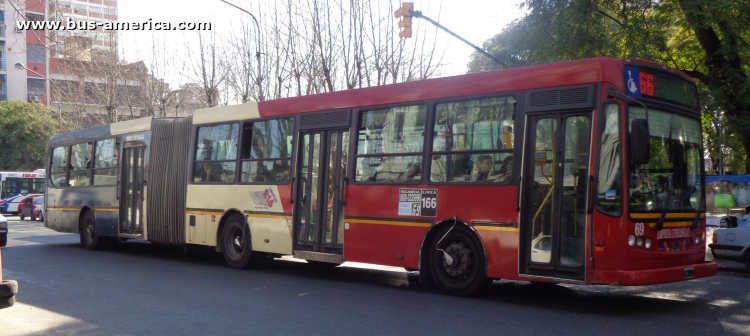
{"left": 193, "top": 103, "right": 261, "bottom": 125}
{"left": 185, "top": 184, "right": 292, "bottom": 255}
{"left": 110, "top": 117, "right": 153, "bottom": 135}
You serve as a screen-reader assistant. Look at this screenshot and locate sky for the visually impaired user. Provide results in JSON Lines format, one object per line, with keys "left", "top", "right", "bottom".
{"left": 117, "top": 0, "right": 526, "bottom": 86}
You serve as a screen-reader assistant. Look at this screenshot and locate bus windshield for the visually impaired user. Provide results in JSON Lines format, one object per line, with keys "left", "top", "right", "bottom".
{"left": 628, "top": 107, "right": 703, "bottom": 213}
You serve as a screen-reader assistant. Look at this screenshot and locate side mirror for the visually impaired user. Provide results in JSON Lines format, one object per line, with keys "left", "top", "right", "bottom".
{"left": 631, "top": 119, "right": 650, "bottom": 165}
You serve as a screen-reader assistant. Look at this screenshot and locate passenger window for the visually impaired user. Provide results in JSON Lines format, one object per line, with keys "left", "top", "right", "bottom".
{"left": 430, "top": 96, "right": 515, "bottom": 183}
{"left": 193, "top": 123, "right": 239, "bottom": 183}
{"left": 239, "top": 118, "right": 294, "bottom": 183}
{"left": 50, "top": 146, "right": 69, "bottom": 188}
{"left": 597, "top": 103, "right": 622, "bottom": 216}
{"left": 68, "top": 143, "right": 92, "bottom": 187}
{"left": 93, "top": 138, "right": 120, "bottom": 185}
{"left": 355, "top": 105, "right": 426, "bottom": 182}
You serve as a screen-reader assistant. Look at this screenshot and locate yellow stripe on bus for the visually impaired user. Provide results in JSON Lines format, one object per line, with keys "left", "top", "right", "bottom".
{"left": 47, "top": 208, "right": 80, "bottom": 211}
{"left": 647, "top": 222, "right": 693, "bottom": 228}
{"left": 186, "top": 210, "right": 224, "bottom": 216}
{"left": 346, "top": 219, "right": 432, "bottom": 228}
{"left": 94, "top": 208, "right": 118, "bottom": 212}
{"left": 630, "top": 213, "right": 705, "bottom": 219}
{"left": 246, "top": 214, "right": 292, "bottom": 220}
{"left": 473, "top": 226, "right": 519, "bottom": 232}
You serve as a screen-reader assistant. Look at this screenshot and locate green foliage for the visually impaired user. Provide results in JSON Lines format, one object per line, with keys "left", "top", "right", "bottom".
{"left": 469, "top": 0, "right": 750, "bottom": 171}
{"left": 0, "top": 100, "right": 61, "bottom": 171}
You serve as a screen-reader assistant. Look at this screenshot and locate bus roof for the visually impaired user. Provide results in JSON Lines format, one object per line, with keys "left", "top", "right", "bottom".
{"left": 52, "top": 57, "right": 695, "bottom": 135}
{"left": 253, "top": 57, "right": 673, "bottom": 118}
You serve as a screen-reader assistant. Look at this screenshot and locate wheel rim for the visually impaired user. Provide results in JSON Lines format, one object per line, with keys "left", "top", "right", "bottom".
{"left": 442, "top": 241, "right": 472, "bottom": 277}
{"left": 85, "top": 218, "right": 95, "bottom": 244}
{"left": 226, "top": 225, "right": 245, "bottom": 260}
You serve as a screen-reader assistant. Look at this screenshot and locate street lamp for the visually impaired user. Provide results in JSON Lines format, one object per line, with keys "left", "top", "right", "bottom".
{"left": 220, "top": 0, "right": 264, "bottom": 101}
{"left": 15, "top": 62, "right": 50, "bottom": 80}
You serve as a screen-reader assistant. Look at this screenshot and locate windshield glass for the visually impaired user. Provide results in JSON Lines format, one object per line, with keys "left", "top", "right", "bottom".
{"left": 628, "top": 107, "right": 703, "bottom": 212}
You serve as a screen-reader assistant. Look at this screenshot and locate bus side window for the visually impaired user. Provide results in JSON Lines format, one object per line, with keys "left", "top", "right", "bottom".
{"left": 50, "top": 146, "right": 69, "bottom": 187}
{"left": 596, "top": 103, "right": 622, "bottom": 216}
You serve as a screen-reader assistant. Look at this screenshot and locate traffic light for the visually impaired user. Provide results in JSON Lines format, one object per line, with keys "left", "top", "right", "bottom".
{"left": 394, "top": 2, "right": 413, "bottom": 38}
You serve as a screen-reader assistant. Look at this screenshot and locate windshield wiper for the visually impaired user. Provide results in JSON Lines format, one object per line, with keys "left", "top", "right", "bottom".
{"left": 653, "top": 210, "right": 667, "bottom": 232}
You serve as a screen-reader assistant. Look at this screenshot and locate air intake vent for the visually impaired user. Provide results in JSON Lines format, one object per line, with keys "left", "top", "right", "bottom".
{"left": 526, "top": 84, "right": 595, "bottom": 112}
{"left": 301, "top": 114, "right": 325, "bottom": 127}
{"left": 299, "top": 110, "right": 351, "bottom": 130}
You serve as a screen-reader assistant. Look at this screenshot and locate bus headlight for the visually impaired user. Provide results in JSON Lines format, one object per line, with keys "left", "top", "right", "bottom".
{"left": 0, "top": 221, "right": 6, "bottom": 229}
{"left": 645, "top": 238, "right": 652, "bottom": 249}
{"left": 637, "top": 237, "right": 644, "bottom": 248}
{"left": 695, "top": 235, "right": 702, "bottom": 244}
{"left": 628, "top": 235, "right": 636, "bottom": 246}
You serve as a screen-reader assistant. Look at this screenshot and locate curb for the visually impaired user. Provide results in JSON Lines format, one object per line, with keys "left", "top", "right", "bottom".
{"left": 0, "top": 280, "right": 18, "bottom": 309}
{"left": 718, "top": 266, "right": 748, "bottom": 274}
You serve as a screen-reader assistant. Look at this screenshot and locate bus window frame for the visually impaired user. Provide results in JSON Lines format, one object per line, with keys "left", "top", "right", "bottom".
{"left": 191, "top": 121, "right": 242, "bottom": 185}
{"left": 428, "top": 93, "right": 518, "bottom": 186}
{"left": 595, "top": 101, "right": 623, "bottom": 218}
{"left": 237, "top": 116, "right": 295, "bottom": 185}
{"left": 92, "top": 137, "right": 121, "bottom": 187}
{"left": 352, "top": 101, "right": 429, "bottom": 185}
{"left": 48, "top": 145, "right": 70, "bottom": 189}
{"left": 67, "top": 142, "right": 93, "bottom": 188}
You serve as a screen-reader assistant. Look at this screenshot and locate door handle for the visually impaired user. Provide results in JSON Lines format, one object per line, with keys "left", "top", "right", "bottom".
{"left": 290, "top": 177, "right": 296, "bottom": 204}
{"left": 587, "top": 175, "right": 594, "bottom": 214}
{"left": 116, "top": 180, "right": 120, "bottom": 200}
{"left": 340, "top": 176, "right": 349, "bottom": 206}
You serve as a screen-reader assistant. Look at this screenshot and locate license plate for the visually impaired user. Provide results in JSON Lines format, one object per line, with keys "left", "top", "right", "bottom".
{"left": 684, "top": 267, "right": 695, "bottom": 279}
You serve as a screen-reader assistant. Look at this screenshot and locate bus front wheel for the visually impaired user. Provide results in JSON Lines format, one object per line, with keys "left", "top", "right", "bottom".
{"left": 221, "top": 214, "right": 266, "bottom": 269}
{"left": 80, "top": 211, "right": 107, "bottom": 250}
{"left": 429, "top": 226, "right": 491, "bottom": 296}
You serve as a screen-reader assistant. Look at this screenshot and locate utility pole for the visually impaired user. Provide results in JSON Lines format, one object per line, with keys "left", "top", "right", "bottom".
{"left": 394, "top": 2, "right": 507, "bottom": 69}
{"left": 220, "top": 0, "right": 264, "bottom": 102}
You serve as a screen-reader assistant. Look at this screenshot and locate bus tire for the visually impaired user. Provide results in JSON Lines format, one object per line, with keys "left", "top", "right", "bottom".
{"left": 80, "top": 211, "right": 108, "bottom": 250}
{"left": 221, "top": 214, "right": 266, "bottom": 269}
{"left": 429, "top": 226, "right": 491, "bottom": 296}
{"left": 745, "top": 252, "right": 750, "bottom": 275}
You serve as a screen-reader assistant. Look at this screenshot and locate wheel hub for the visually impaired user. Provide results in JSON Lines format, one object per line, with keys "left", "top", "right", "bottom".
{"left": 442, "top": 242, "right": 471, "bottom": 276}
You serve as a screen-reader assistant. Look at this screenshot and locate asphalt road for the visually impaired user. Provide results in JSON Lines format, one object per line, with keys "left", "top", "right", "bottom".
{"left": 1, "top": 217, "right": 749, "bottom": 336}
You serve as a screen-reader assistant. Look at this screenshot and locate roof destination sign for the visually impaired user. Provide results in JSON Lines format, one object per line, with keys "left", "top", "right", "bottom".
{"left": 625, "top": 65, "right": 699, "bottom": 109}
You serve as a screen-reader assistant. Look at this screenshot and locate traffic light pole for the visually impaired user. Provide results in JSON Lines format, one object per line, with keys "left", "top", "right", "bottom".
{"left": 411, "top": 11, "right": 507, "bottom": 69}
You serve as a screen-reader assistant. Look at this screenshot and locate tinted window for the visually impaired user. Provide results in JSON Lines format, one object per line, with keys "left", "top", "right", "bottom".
{"left": 355, "top": 105, "right": 425, "bottom": 182}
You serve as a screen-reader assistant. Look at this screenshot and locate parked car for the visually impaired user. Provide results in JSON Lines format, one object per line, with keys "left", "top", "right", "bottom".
{"left": 18, "top": 196, "right": 43, "bottom": 221}
{"left": 0, "top": 213, "right": 7, "bottom": 247}
{"left": 32, "top": 200, "right": 45, "bottom": 222}
{"left": 710, "top": 220, "right": 750, "bottom": 274}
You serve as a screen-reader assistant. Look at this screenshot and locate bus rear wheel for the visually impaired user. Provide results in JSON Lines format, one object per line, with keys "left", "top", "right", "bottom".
{"left": 221, "top": 214, "right": 266, "bottom": 269}
{"left": 80, "top": 211, "right": 108, "bottom": 250}
{"left": 429, "top": 226, "right": 491, "bottom": 296}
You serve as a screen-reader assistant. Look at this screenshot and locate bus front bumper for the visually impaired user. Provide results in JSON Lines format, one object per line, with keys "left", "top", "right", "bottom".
{"left": 591, "top": 261, "right": 717, "bottom": 286}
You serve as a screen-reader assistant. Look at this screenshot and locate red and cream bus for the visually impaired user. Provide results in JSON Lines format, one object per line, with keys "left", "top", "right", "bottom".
{"left": 45, "top": 57, "right": 716, "bottom": 296}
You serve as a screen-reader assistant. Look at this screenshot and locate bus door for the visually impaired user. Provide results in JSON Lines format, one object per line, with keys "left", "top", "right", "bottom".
{"left": 120, "top": 146, "right": 145, "bottom": 235}
{"left": 293, "top": 129, "right": 349, "bottom": 256}
{"left": 520, "top": 112, "right": 592, "bottom": 280}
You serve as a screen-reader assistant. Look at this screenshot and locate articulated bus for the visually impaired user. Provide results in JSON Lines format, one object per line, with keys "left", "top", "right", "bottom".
{"left": 45, "top": 57, "right": 716, "bottom": 296}
{"left": 0, "top": 171, "right": 45, "bottom": 214}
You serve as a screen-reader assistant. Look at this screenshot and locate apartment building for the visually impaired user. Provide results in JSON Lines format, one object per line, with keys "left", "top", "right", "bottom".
{"left": 1, "top": 0, "right": 49, "bottom": 103}
{"left": 48, "top": 0, "right": 118, "bottom": 60}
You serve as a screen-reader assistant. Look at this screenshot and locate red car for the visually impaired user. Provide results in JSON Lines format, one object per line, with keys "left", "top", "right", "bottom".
{"left": 19, "top": 197, "right": 43, "bottom": 221}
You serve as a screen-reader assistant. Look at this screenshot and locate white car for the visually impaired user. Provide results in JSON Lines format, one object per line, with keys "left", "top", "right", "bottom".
{"left": 710, "top": 222, "right": 750, "bottom": 274}
{"left": 0, "top": 213, "right": 7, "bottom": 247}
